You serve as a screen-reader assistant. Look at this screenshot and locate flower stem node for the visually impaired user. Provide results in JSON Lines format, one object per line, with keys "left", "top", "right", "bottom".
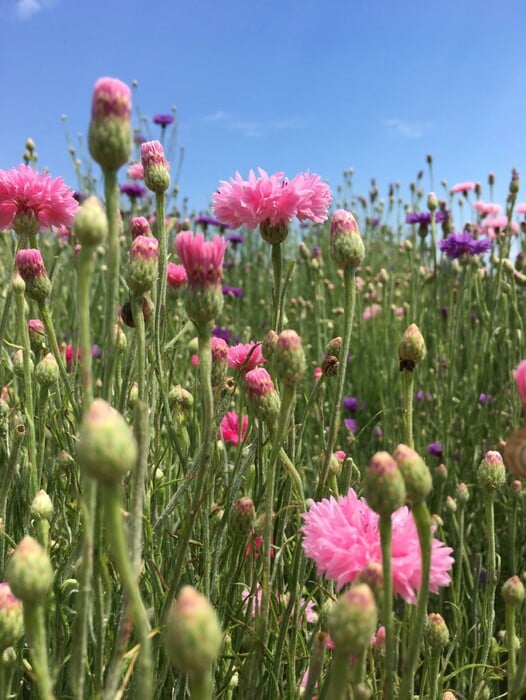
{"left": 398, "top": 323, "right": 426, "bottom": 371}
{"left": 392, "top": 443, "right": 432, "bottom": 504}
{"left": 364, "top": 451, "right": 406, "bottom": 517}
{"left": 77, "top": 399, "right": 138, "bottom": 485}
{"left": 164, "top": 586, "right": 223, "bottom": 677}
{"left": 6, "top": 536, "right": 53, "bottom": 605}
{"left": 328, "top": 583, "right": 378, "bottom": 656}
{"left": 329, "top": 209, "right": 365, "bottom": 270}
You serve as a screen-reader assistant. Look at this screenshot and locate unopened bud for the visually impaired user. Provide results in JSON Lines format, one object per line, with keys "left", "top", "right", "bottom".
{"left": 478, "top": 450, "right": 505, "bottom": 490}
{"left": 30, "top": 490, "right": 53, "bottom": 520}
{"left": 73, "top": 196, "right": 108, "bottom": 246}
{"left": 329, "top": 209, "right": 365, "bottom": 269}
{"left": 392, "top": 444, "right": 432, "bottom": 504}
{"left": 425, "top": 612, "right": 449, "bottom": 650}
{"left": 328, "top": 583, "right": 377, "bottom": 656}
{"left": 35, "top": 353, "right": 59, "bottom": 388}
{"left": 364, "top": 452, "right": 406, "bottom": 517}
{"left": 398, "top": 323, "right": 426, "bottom": 370}
{"left": 274, "top": 329, "right": 306, "bottom": 386}
{"left": 6, "top": 536, "right": 53, "bottom": 604}
{"left": 0, "top": 583, "right": 23, "bottom": 651}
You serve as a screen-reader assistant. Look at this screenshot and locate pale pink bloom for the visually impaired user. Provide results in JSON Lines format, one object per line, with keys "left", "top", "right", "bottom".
{"left": 363, "top": 303, "right": 381, "bottom": 321}
{"left": 395, "top": 306, "right": 405, "bottom": 319}
{"left": 513, "top": 360, "right": 526, "bottom": 406}
{"left": 241, "top": 584, "right": 263, "bottom": 617}
{"left": 211, "top": 336, "right": 228, "bottom": 362}
{"left": 302, "top": 488, "right": 454, "bottom": 604}
{"left": 174, "top": 231, "right": 228, "bottom": 286}
{"left": 245, "top": 367, "right": 275, "bottom": 397}
{"left": 227, "top": 342, "right": 265, "bottom": 373}
{"left": 219, "top": 411, "right": 248, "bottom": 445}
{"left": 166, "top": 262, "right": 187, "bottom": 288}
{"left": 0, "top": 164, "right": 79, "bottom": 231}
{"left": 516, "top": 203, "right": 526, "bottom": 215}
{"left": 450, "top": 181, "right": 476, "bottom": 195}
{"left": 472, "top": 201, "right": 502, "bottom": 216}
{"left": 371, "top": 625, "right": 386, "bottom": 650}
{"left": 140, "top": 140, "right": 170, "bottom": 169}
{"left": 91, "top": 77, "right": 131, "bottom": 120}
{"left": 355, "top": 275, "right": 364, "bottom": 291}
{"left": 212, "top": 167, "right": 331, "bottom": 230}
{"left": 127, "top": 163, "right": 144, "bottom": 180}
{"left": 313, "top": 367, "right": 323, "bottom": 384}
{"left": 483, "top": 216, "right": 519, "bottom": 238}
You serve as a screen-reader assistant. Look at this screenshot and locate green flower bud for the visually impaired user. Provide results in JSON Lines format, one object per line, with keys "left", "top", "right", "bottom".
{"left": 30, "top": 490, "right": 53, "bottom": 521}
{"left": 398, "top": 323, "right": 426, "bottom": 370}
{"left": 73, "top": 196, "right": 108, "bottom": 246}
{"left": 164, "top": 586, "right": 223, "bottom": 677}
{"left": 230, "top": 497, "right": 256, "bottom": 536}
{"left": 77, "top": 399, "right": 137, "bottom": 485}
{"left": 456, "top": 482, "right": 469, "bottom": 504}
{"left": 478, "top": 450, "right": 505, "bottom": 491}
{"left": 0, "top": 583, "right": 23, "bottom": 651}
{"left": 261, "top": 329, "right": 278, "bottom": 362}
{"left": 15, "top": 249, "right": 51, "bottom": 303}
{"left": 6, "top": 536, "right": 53, "bottom": 604}
{"left": 324, "top": 336, "right": 343, "bottom": 361}
{"left": 260, "top": 219, "right": 289, "bottom": 245}
{"left": 364, "top": 451, "right": 406, "bottom": 517}
{"left": 88, "top": 77, "right": 132, "bottom": 172}
{"left": 274, "top": 329, "right": 306, "bottom": 386}
{"left": 12, "top": 349, "right": 30, "bottom": 378}
{"left": 425, "top": 612, "right": 449, "bottom": 650}
{"left": 392, "top": 443, "right": 432, "bottom": 504}
{"left": 141, "top": 141, "right": 171, "bottom": 194}
{"left": 35, "top": 353, "right": 59, "bottom": 388}
{"left": 127, "top": 235, "right": 159, "bottom": 295}
{"left": 328, "top": 583, "right": 377, "bottom": 656}
{"left": 329, "top": 209, "right": 365, "bottom": 269}
{"left": 501, "top": 575, "right": 525, "bottom": 606}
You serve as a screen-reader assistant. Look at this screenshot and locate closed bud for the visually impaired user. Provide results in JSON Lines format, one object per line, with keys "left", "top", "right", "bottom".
{"left": 77, "top": 399, "right": 137, "bottom": 485}
{"left": 141, "top": 140, "right": 170, "bottom": 193}
{"left": 261, "top": 330, "right": 279, "bottom": 361}
{"left": 364, "top": 451, "right": 406, "bottom": 517}
{"left": 127, "top": 235, "right": 159, "bottom": 295}
{"left": 329, "top": 209, "right": 365, "bottom": 269}
{"left": 392, "top": 443, "right": 432, "bottom": 504}
{"left": 130, "top": 216, "right": 152, "bottom": 239}
{"left": 35, "top": 353, "right": 59, "bottom": 388}
{"left": 427, "top": 192, "right": 438, "bottom": 211}
{"left": 425, "top": 612, "right": 449, "bottom": 650}
{"left": 230, "top": 497, "right": 256, "bottom": 536}
{"left": 456, "top": 482, "right": 470, "bottom": 504}
{"left": 324, "top": 336, "right": 342, "bottom": 361}
{"left": 28, "top": 319, "right": 46, "bottom": 353}
{"left": 15, "top": 249, "right": 51, "bottom": 303}
{"left": 274, "top": 329, "right": 306, "bottom": 386}
{"left": 73, "top": 196, "right": 108, "bottom": 246}
{"left": 30, "top": 490, "right": 53, "bottom": 520}
{"left": 328, "top": 583, "right": 377, "bottom": 656}
{"left": 88, "top": 77, "right": 132, "bottom": 172}
{"left": 510, "top": 168, "right": 520, "bottom": 195}
{"left": 260, "top": 219, "right": 289, "bottom": 245}
{"left": 245, "top": 368, "right": 280, "bottom": 425}
{"left": 6, "top": 536, "right": 53, "bottom": 604}
{"left": 12, "top": 349, "right": 29, "bottom": 378}
{"left": 501, "top": 575, "right": 525, "bottom": 606}
{"left": 0, "top": 583, "right": 23, "bottom": 651}
{"left": 478, "top": 450, "right": 505, "bottom": 490}
{"left": 164, "top": 586, "right": 222, "bottom": 677}
{"left": 398, "top": 323, "right": 426, "bottom": 370}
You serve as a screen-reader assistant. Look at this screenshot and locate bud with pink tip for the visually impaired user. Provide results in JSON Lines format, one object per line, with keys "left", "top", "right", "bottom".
{"left": 127, "top": 234, "right": 159, "bottom": 295}
{"left": 328, "top": 583, "right": 378, "bottom": 656}
{"left": 130, "top": 216, "right": 152, "bottom": 239}
{"left": 6, "top": 536, "right": 53, "bottom": 604}
{"left": 245, "top": 367, "right": 280, "bottom": 425}
{"left": 35, "top": 353, "right": 59, "bottom": 388}
{"left": 15, "top": 249, "right": 51, "bottom": 303}
{"left": 141, "top": 140, "right": 170, "bottom": 194}
{"left": 329, "top": 209, "right": 365, "bottom": 269}
{"left": 0, "top": 583, "right": 23, "bottom": 651}
{"left": 364, "top": 451, "right": 406, "bottom": 517}
{"left": 73, "top": 195, "right": 108, "bottom": 246}
{"left": 392, "top": 443, "right": 432, "bottom": 504}
{"left": 398, "top": 323, "right": 426, "bottom": 370}
{"left": 425, "top": 612, "right": 449, "bottom": 650}
{"left": 88, "top": 77, "right": 132, "bottom": 171}
{"left": 274, "top": 329, "right": 306, "bottom": 386}
{"left": 478, "top": 450, "right": 505, "bottom": 491}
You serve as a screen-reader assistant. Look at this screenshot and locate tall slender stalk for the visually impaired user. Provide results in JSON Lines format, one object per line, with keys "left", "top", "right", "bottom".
{"left": 101, "top": 169, "right": 120, "bottom": 402}
{"left": 379, "top": 513, "right": 395, "bottom": 700}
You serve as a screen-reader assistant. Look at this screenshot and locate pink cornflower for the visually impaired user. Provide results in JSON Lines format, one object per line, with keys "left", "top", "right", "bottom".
{"left": 513, "top": 360, "right": 526, "bottom": 406}
{"left": 166, "top": 263, "right": 187, "bottom": 289}
{"left": 127, "top": 163, "right": 144, "bottom": 180}
{"left": 227, "top": 342, "right": 265, "bottom": 373}
{"left": 482, "top": 216, "right": 519, "bottom": 239}
{"left": 212, "top": 167, "right": 331, "bottom": 230}
{"left": 472, "top": 201, "right": 502, "bottom": 217}
{"left": 174, "top": 231, "right": 228, "bottom": 286}
{"left": 516, "top": 203, "right": 526, "bottom": 215}
{"left": 0, "top": 164, "right": 79, "bottom": 235}
{"left": 302, "top": 488, "right": 454, "bottom": 604}
{"left": 219, "top": 411, "right": 249, "bottom": 445}
{"left": 363, "top": 303, "right": 381, "bottom": 321}
{"left": 91, "top": 77, "right": 131, "bottom": 120}
{"left": 450, "top": 181, "right": 476, "bottom": 195}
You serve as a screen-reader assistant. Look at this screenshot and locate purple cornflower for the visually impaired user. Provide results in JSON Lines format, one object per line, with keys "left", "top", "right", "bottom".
{"left": 439, "top": 232, "right": 492, "bottom": 259}
{"left": 73, "top": 191, "right": 86, "bottom": 204}
{"left": 222, "top": 285, "right": 244, "bottom": 298}
{"left": 134, "top": 132, "right": 146, "bottom": 145}
{"left": 312, "top": 245, "right": 322, "bottom": 259}
{"left": 342, "top": 396, "right": 358, "bottom": 411}
{"left": 478, "top": 393, "right": 493, "bottom": 405}
{"left": 153, "top": 113, "right": 175, "bottom": 127}
{"left": 225, "top": 233, "right": 244, "bottom": 245}
{"left": 406, "top": 211, "right": 449, "bottom": 225}
{"left": 344, "top": 418, "right": 357, "bottom": 434}
{"left": 195, "top": 214, "right": 230, "bottom": 229}
{"left": 416, "top": 390, "right": 425, "bottom": 402}
{"left": 427, "top": 441, "right": 443, "bottom": 458}
{"left": 120, "top": 183, "right": 147, "bottom": 199}
{"left": 212, "top": 326, "right": 232, "bottom": 344}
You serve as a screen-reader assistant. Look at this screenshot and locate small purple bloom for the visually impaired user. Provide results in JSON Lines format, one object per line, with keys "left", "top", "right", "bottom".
{"left": 342, "top": 396, "right": 358, "bottom": 411}
{"left": 153, "top": 113, "right": 175, "bottom": 127}
{"left": 73, "top": 191, "right": 86, "bottom": 204}
{"left": 195, "top": 214, "right": 230, "bottom": 229}
{"left": 91, "top": 344, "right": 102, "bottom": 358}
{"left": 134, "top": 133, "right": 146, "bottom": 145}
{"left": 440, "top": 306, "right": 448, "bottom": 319}
{"left": 427, "top": 441, "right": 443, "bottom": 458}
{"left": 373, "top": 425, "right": 383, "bottom": 440}
{"left": 225, "top": 233, "right": 244, "bottom": 245}
{"left": 406, "top": 211, "right": 449, "bottom": 225}
{"left": 344, "top": 418, "right": 357, "bottom": 434}
{"left": 479, "top": 393, "right": 493, "bottom": 405}
{"left": 222, "top": 285, "right": 243, "bottom": 298}
{"left": 120, "top": 183, "right": 147, "bottom": 199}
{"left": 416, "top": 390, "right": 425, "bottom": 402}
{"left": 439, "top": 232, "right": 492, "bottom": 259}
{"left": 212, "top": 326, "right": 232, "bottom": 344}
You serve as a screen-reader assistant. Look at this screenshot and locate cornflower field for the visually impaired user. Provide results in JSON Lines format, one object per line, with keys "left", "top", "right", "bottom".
{"left": 0, "top": 76, "right": 526, "bottom": 700}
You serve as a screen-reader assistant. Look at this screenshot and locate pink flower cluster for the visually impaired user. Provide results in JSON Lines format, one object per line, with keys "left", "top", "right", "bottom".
{"left": 302, "top": 488, "right": 454, "bottom": 604}
{"left": 174, "top": 231, "right": 228, "bottom": 286}
{"left": 472, "top": 201, "right": 502, "bottom": 217}
{"left": 0, "top": 164, "right": 79, "bottom": 232}
{"left": 212, "top": 167, "right": 332, "bottom": 230}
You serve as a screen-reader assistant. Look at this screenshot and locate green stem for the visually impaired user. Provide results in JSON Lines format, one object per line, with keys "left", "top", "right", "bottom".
{"left": 23, "top": 603, "right": 56, "bottom": 700}
{"left": 399, "top": 501, "right": 432, "bottom": 699}
{"left": 510, "top": 604, "right": 526, "bottom": 698}
{"left": 0, "top": 422, "right": 25, "bottom": 568}
{"left": 325, "top": 650, "right": 350, "bottom": 700}
{"left": 302, "top": 632, "right": 328, "bottom": 700}
{"left": 480, "top": 492, "right": 497, "bottom": 669}
{"left": 154, "top": 190, "right": 167, "bottom": 350}
{"left": 316, "top": 267, "right": 356, "bottom": 498}
{"left": 402, "top": 368, "right": 415, "bottom": 449}
{"left": 380, "top": 513, "right": 395, "bottom": 700}
{"left": 505, "top": 602, "right": 519, "bottom": 693}
{"left": 102, "top": 484, "right": 152, "bottom": 699}
{"left": 101, "top": 168, "right": 120, "bottom": 402}
{"left": 427, "top": 647, "right": 440, "bottom": 700}
{"left": 271, "top": 242, "right": 282, "bottom": 331}
{"left": 188, "top": 669, "right": 214, "bottom": 700}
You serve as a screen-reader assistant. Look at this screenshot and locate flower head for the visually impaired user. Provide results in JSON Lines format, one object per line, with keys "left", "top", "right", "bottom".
{"left": 288, "top": 171, "right": 332, "bottom": 222}
{"left": 127, "top": 163, "right": 144, "bottom": 180}
{"left": 0, "top": 165, "right": 79, "bottom": 236}
{"left": 219, "top": 411, "right": 248, "bottom": 445}
{"left": 227, "top": 342, "right": 265, "bottom": 373}
{"left": 153, "top": 113, "right": 174, "bottom": 127}
{"left": 91, "top": 77, "right": 131, "bottom": 120}
{"left": 439, "top": 232, "right": 491, "bottom": 259}
{"left": 166, "top": 262, "right": 188, "bottom": 289}
{"left": 513, "top": 360, "right": 526, "bottom": 406}
{"left": 195, "top": 214, "right": 229, "bottom": 229}
{"left": 175, "top": 231, "right": 228, "bottom": 287}
{"left": 451, "top": 181, "right": 476, "bottom": 195}
{"left": 427, "top": 441, "right": 443, "bottom": 458}
{"left": 302, "top": 488, "right": 454, "bottom": 604}
{"left": 120, "top": 183, "right": 147, "bottom": 200}
{"left": 405, "top": 211, "right": 448, "bottom": 225}
{"left": 89, "top": 77, "right": 132, "bottom": 171}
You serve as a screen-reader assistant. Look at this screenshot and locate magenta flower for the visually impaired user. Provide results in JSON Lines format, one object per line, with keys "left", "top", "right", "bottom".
{"left": 227, "top": 342, "right": 265, "bottom": 373}
{"left": 302, "top": 488, "right": 454, "bottom": 604}
{"left": 120, "top": 183, "right": 147, "bottom": 199}
{"left": 451, "top": 181, "right": 476, "bottom": 195}
{"left": 166, "top": 262, "right": 188, "bottom": 289}
{"left": 174, "top": 231, "right": 228, "bottom": 287}
{"left": 513, "top": 360, "right": 526, "bottom": 406}
{"left": 219, "top": 411, "right": 248, "bottom": 445}
{"left": 212, "top": 167, "right": 331, "bottom": 230}
{"left": 91, "top": 77, "right": 131, "bottom": 120}
{"left": 0, "top": 164, "right": 79, "bottom": 234}
{"left": 472, "top": 201, "right": 502, "bottom": 217}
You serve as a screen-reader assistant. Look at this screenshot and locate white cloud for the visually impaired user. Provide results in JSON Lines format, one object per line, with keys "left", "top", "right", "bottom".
{"left": 16, "top": 0, "right": 42, "bottom": 19}
{"left": 384, "top": 118, "right": 425, "bottom": 139}
{"left": 202, "top": 110, "right": 305, "bottom": 138}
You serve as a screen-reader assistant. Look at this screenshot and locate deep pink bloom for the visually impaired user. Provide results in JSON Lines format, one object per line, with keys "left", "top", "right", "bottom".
{"left": 15, "top": 248, "right": 47, "bottom": 281}
{"left": 513, "top": 360, "right": 526, "bottom": 406}
{"left": 227, "top": 342, "right": 265, "bottom": 373}
{"left": 245, "top": 367, "right": 275, "bottom": 397}
{"left": 166, "top": 262, "right": 187, "bottom": 288}
{"left": 140, "top": 140, "right": 169, "bottom": 169}
{"left": 450, "top": 181, "right": 476, "bottom": 195}
{"left": 219, "top": 411, "right": 248, "bottom": 445}
{"left": 302, "top": 488, "right": 454, "bottom": 604}
{"left": 127, "top": 163, "right": 144, "bottom": 180}
{"left": 0, "top": 165, "right": 79, "bottom": 232}
{"left": 130, "top": 216, "right": 151, "bottom": 239}
{"left": 174, "top": 231, "right": 228, "bottom": 286}
{"left": 212, "top": 167, "right": 331, "bottom": 230}
{"left": 91, "top": 77, "right": 131, "bottom": 120}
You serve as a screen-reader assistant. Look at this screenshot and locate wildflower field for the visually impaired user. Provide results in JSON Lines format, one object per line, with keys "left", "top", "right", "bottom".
{"left": 0, "top": 76, "right": 526, "bottom": 700}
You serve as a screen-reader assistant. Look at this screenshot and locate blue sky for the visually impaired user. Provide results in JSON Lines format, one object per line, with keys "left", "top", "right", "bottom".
{"left": 2, "top": 0, "right": 526, "bottom": 218}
